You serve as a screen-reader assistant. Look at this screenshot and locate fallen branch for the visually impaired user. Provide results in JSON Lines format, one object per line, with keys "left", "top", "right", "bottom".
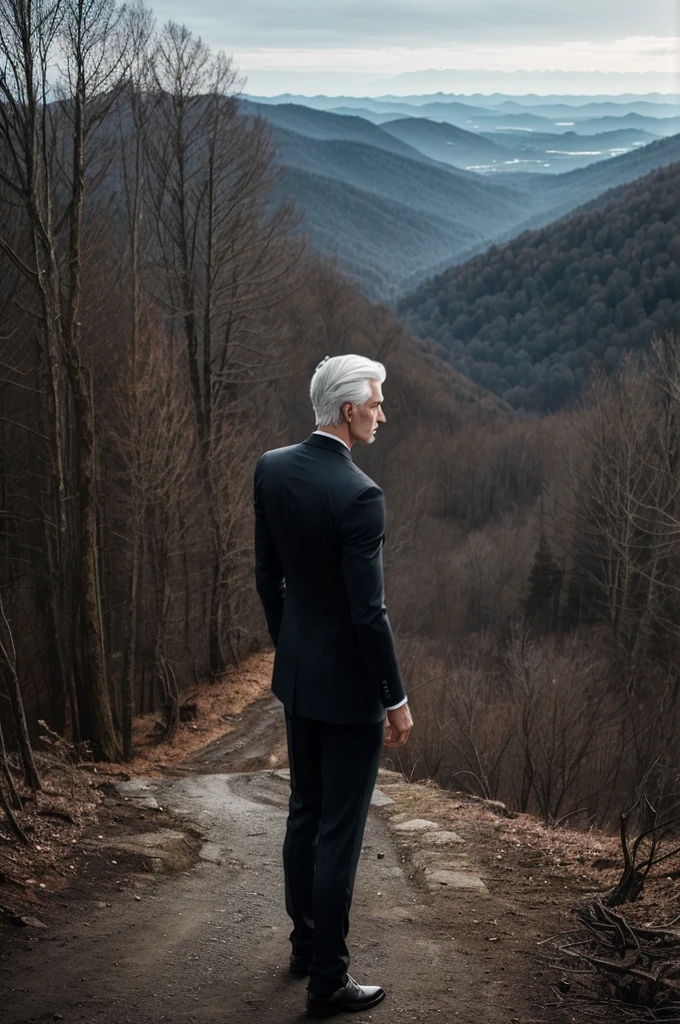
{"left": 36, "top": 807, "right": 76, "bottom": 824}
{"left": 605, "top": 801, "right": 680, "bottom": 907}
{"left": 0, "top": 780, "right": 28, "bottom": 844}
{"left": 543, "top": 900, "right": 680, "bottom": 1021}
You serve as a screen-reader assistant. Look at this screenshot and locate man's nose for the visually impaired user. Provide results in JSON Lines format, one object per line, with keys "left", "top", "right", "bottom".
{"left": 378, "top": 408, "right": 387, "bottom": 423}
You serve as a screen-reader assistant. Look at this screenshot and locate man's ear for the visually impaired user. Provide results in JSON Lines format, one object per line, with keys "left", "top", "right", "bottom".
{"left": 342, "top": 402, "right": 352, "bottom": 422}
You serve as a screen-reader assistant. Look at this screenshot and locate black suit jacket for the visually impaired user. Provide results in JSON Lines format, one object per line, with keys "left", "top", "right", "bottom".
{"left": 254, "top": 432, "right": 406, "bottom": 726}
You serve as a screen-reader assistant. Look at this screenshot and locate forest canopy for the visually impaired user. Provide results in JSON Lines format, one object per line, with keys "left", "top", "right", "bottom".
{"left": 399, "top": 162, "right": 680, "bottom": 411}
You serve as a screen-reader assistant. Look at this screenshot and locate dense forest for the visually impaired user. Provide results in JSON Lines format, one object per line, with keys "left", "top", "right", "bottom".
{"left": 400, "top": 163, "right": 680, "bottom": 410}
{"left": 1, "top": 0, "right": 680, "bottom": 846}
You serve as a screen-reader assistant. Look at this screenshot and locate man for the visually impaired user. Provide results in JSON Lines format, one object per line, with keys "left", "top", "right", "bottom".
{"left": 254, "top": 354, "right": 413, "bottom": 1019}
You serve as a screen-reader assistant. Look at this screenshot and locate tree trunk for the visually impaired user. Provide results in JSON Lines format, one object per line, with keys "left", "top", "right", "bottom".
{"left": 73, "top": 383, "right": 121, "bottom": 761}
{"left": 207, "top": 545, "right": 226, "bottom": 678}
{"left": 2, "top": 669, "right": 41, "bottom": 791}
{"left": 120, "top": 529, "right": 140, "bottom": 760}
{"left": 0, "top": 598, "right": 40, "bottom": 790}
{"left": 0, "top": 779, "right": 27, "bottom": 844}
{"left": 62, "top": 38, "right": 120, "bottom": 763}
{"left": 0, "top": 714, "right": 22, "bottom": 813}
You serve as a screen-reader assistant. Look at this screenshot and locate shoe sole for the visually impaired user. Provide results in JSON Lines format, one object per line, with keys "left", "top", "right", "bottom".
{"left": 306, "top": 989, "right": 386, "bottom": 1018}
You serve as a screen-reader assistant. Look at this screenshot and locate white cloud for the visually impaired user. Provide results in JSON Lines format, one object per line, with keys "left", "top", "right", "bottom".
{"left": 149, "top": 1, "right": 680, "bottom": 96}
{"left": 233, "top": 37, "right": 680, "bottom": 74}
{"left": 154, "top": 0, "right": 679, "bottom": 49}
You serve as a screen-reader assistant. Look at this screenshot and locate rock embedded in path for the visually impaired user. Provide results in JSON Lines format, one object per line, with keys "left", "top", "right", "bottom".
{"left": 425, "top": 869, "right": 488, "bottom": 891}
{"left": 198, "top": 842, "right": 223, "bottom": 864}
{"left": 393, "top": 818, "right": 440, "bottom": 832}
{"left": 410, "top": 849, "right": 470, "bottom": 872}
{"left": 17, "top": 916, "right": 47, "bottom": 929}
{"left": 114, "top": 779, "right": 160, "bottom": 811}
{"left": 376, "top": 780, "right": 490, "bottom": 898}
{"left": 370, "top": 788, "right": 395, "bottom": 807}
{"left": 422, "top": 829, "right": 464, "bottom": 845}
{"left": 83, "top": 830, "right": 200, "bottom": 873}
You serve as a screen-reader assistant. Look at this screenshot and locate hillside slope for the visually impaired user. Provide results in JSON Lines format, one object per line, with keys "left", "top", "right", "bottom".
{"left": 273, "top": 130, "right": 525, "bottom": 220}
{"left": 399, "top": 163, "right": 680, "bottom": 411}
{"left": 241, "top": 100, "right": 429, "bottom": 160}
{"left": 270, "top": 130, "right": 535, "bottom": 296}
{"left": 531, "top": 133, "right": 680, "bottom": 205}
{"left": 380, "top": 117, "right": 512, "bottom": 169}
{"left": 273, "top": 165, "right": 476, "bottom": 296}
{"left": 270, "top": 121, "right": 680, "bottom": 298}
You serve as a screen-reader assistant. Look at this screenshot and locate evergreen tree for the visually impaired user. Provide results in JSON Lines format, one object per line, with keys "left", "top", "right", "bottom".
{"left": 523, "top": 533, "right": 563, "bottom": 630}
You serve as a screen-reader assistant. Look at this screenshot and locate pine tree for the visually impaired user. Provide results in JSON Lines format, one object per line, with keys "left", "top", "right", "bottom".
{"left": 523, "top": 533, "right": 563, "bottom": 630}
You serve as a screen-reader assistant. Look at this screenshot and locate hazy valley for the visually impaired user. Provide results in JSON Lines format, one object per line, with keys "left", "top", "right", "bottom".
{"left": 243, "top": 92, "right": 680, "bottom": 297}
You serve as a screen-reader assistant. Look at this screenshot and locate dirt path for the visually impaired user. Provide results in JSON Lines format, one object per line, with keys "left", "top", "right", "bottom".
{"left": 0, "top": 698, "right": 560, "bottom": 1024}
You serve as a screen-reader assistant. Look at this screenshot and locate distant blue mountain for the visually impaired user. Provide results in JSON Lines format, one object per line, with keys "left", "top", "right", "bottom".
{"left": 243, "top": 97, "right": 680, "bottom": 298}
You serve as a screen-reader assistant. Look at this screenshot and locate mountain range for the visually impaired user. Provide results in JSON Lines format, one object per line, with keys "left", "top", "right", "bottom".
{"left": 243, "top": 95, "right": 680, "bottom": 298}
{"left": 237, "top": 91, "right": 680, "bottom": 305}
{"left": 250, "top": 92, "right": 680, "bottom": 130}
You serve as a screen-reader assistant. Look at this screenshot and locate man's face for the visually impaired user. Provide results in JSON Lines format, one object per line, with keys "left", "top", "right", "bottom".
{"left": 346, "top": 379, "right": 387, "bottom": 445}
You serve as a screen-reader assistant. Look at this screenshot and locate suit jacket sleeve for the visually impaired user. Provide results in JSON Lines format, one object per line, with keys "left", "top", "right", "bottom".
{"left": 338, "top": 485, "right": 406, "bottom": 709}
{"left": 254, "top": 456, "right": 285, "bottom": 645}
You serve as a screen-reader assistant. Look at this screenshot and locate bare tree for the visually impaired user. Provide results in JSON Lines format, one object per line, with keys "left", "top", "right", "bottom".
{"left": 144, "top": 22, "right": 299, "bottom": 675}
{"left": 0, "top": 592, "right": 40, "bottom": 788}
{"left": 110, "top": 2, "right": 157, "bottom": 757}
{"left": 0, "top": 718, "right": 27, "bottom": 842}
{"left": 110, "top": 313, "right": 196, "bottom": 743}
{"left": 504, "top": 626, "right": 626, "bottom": 822}
{"left": 0, "top": 0, "right": 133, "bottom": 758}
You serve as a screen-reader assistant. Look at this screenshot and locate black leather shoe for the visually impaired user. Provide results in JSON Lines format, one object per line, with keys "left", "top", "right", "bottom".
{"left": 289, "top": 953, "right": 312, "bottom": 977}
{"left": 306, "top": 975, "right": 386, "bottom": 1018}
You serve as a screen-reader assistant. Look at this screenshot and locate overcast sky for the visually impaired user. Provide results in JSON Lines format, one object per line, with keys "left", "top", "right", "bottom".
{"left": 153, "top": 0, "right": 680, "bottom": 95}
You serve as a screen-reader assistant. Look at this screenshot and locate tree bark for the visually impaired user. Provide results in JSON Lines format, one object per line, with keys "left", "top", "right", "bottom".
{"left": 0, "top": 597, "right": 40, "bottom": 790}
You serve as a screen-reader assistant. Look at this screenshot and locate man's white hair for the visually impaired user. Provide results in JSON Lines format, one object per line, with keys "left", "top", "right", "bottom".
{"left": 310, "top": 354, "right": 386, "bottom": 427}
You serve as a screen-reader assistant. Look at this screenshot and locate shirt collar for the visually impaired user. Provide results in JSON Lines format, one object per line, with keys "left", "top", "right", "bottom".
{"left": 313, "top": 429, "right": 351, "bottom": 451}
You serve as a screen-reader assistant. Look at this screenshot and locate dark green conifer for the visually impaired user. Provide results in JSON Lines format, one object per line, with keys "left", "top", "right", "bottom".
{"left": 523, "top": 532, "right": 563, "bottom": 630}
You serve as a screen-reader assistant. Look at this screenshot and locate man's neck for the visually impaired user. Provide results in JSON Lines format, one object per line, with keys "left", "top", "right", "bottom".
{"left": 314, "top": 426, "right": 353, "bottom": 450}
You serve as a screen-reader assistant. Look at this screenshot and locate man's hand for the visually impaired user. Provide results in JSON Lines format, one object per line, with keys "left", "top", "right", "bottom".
{"left": 384, "top": 703, "right": 413, "bottom": 748}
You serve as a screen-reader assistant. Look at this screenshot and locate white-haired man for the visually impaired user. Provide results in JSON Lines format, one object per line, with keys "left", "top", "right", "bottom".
{"left": 254, "top": 354, "right": 413, "bottom": 1018}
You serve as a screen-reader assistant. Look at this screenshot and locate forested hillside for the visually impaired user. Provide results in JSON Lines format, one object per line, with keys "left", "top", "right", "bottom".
{"left": 269, "top": 135, "right": 530, "bottom": 295}
{"left": 380, "top": 117, "right": 513, "bottom": 169}
{"left": 400, "top": 163, "right": 680, "bottom": 409}
{"left": 241, "top": 100, "right": 428, "bottom": 159}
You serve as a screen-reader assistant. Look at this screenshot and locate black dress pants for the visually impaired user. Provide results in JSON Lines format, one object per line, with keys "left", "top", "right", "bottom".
{"left": 283, "top": 712, "right": 384, "bottom": 997}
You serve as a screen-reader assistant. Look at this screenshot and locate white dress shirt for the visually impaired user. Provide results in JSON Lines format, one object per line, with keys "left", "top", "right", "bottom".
{"left": 312, "top": 430, "right": 408, "bottom": 712}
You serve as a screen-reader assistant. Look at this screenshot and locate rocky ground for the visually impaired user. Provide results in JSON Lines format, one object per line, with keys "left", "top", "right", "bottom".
{"left": 1, "top": 655, "right": 678, "bottom": 1023}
